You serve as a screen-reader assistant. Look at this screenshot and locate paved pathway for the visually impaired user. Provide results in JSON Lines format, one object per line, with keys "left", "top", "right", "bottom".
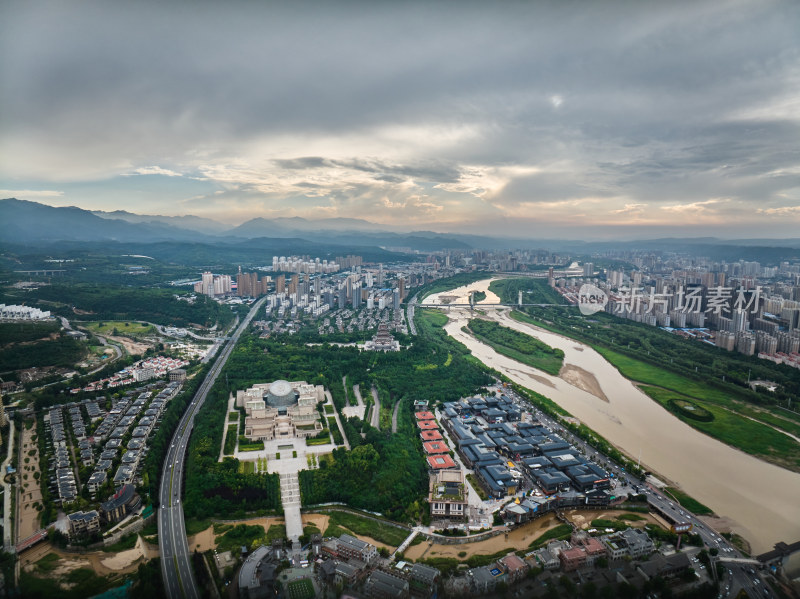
{"left": 391, "top": 529, "right": 418, "bottom": 560}
{"left": 279, "top": 472, "right": 303, "bottom": 550}
{"left": 370, "top": 386, "right": 381, "bottom": 429}
{"left": 2, "top": 420, "right": 15, "bottom": 550}
{"left": 325, "top": 391, "right": 351, "bottom": 450}
{"left": 407, "top": 294, "right": 418, "bottom": 336}
{"left": 218, "top": 395, "right": 237, "bottom": 461}
{"left": 341, "top": 382, "right": 366, "bottom": 420}
{"left": 391, "top": 398, "right": 401, "bottom": 433}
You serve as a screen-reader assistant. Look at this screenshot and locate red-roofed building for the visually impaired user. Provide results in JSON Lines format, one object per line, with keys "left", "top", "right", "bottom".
{"left": 418, "top": 420, "right": 438, "bottom": 430}
{"left": 415, "top": 411, "right": 436, "bottom": 421}
{"left": 426, "top": 454, "right": 457, "bottom": 470}
{"left": 576, "top": 536, "right": 606, "bottom": 565}
{"left": 420, "top": 429, "right": 443, "bottom": 441}
{"left": 423, "top": 441, "right": 449, "bottom": 454}
{"left": 559, "top": 547, "right": 587, "bottom": 572}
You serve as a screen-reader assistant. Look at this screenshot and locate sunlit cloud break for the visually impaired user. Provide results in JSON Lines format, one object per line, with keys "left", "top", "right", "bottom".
{"left": 1, "top": 1, "right": 800, "bottom": 238}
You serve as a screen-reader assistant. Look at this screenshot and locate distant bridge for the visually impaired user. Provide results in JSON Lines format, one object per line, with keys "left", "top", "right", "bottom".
{"left": 416, "top": 302, "right": 572, "bottom": 309}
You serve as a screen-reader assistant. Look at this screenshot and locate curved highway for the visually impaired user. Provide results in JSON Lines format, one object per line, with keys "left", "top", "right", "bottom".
{"left": 159, "top": 298, "right": 265, "bottom": 598}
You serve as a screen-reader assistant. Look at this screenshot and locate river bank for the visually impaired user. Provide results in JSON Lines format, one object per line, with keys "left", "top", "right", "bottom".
{"left": 426, "top": 277, "right": 800, "bottom": 554}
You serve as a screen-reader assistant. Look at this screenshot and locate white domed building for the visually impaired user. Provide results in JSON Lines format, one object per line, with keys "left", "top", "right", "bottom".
{"left": 236, "top": 380, "right": 325, "bottom": 441}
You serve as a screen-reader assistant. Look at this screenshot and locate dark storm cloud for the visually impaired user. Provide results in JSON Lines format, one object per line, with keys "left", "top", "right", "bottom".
{"left": 1, "top": 0, "right": 799, "bottom": 236}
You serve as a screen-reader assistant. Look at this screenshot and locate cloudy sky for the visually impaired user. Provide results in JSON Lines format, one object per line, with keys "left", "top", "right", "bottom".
{"left": 1, "top": 0, "right": 799, "bottom": 239}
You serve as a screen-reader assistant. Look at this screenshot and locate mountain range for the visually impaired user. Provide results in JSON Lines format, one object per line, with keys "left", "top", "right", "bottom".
{"left": 3, "top": 199, "right": 800, "bottom": 261}
{"left": 1, "top": 198, "right": 471, "bottom": 250}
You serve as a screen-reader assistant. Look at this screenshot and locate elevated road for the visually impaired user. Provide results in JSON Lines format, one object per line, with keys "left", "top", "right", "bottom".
{"left": 159, "top": 298, "right": 265, "bottom": 599}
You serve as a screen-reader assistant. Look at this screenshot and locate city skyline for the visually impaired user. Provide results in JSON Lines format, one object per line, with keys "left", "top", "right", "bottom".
{"left": 2, "top": 1, "right": 799, "bottom": 240}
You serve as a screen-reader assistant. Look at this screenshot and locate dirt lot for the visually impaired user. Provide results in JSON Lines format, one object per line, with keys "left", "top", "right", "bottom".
{"left": 404, "top": 509, "right": 665, "bottom": 562}
{"left": 302, "top": 513, "right": 330, "bottom": 535}
{"left": 565, "top": 509, "right": 661, "bottom": 529}
{"left": 302, "top": 513, "right": 398, "bottom": 551}
{"left": 17, "top": 421, "right": 43, "bottom": 541}
{"left": 107, "top": 335, "right": 152, "bottom": 356}
{"left": 405, "top": 514, "right": 563, "bottom": 561}
{"left": 19, "top": 535, "right": 154, "bottom": 578}
{"left": 188, "top": 516, "right": 287, "bottom": 552}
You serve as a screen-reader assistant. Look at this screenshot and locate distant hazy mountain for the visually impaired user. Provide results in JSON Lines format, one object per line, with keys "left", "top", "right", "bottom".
{"left": 0, "top": 198, "right": 200, "bottom": 244}
{"left": 7, "top": 199, "right": 797, "bottom": 260}
{"left": 227, "top": 217, "right": 472, "bottom": 250}
{"left": 91, "top": 209, "right": 228, "bottom": 234}
{"left": 225, "top": 216, "right": 381, "bottom": 237}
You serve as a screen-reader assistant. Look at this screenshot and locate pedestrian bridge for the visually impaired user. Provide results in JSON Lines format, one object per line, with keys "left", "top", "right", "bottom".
{"left": 717, "top": 556, "right": 761, "bottom": 565}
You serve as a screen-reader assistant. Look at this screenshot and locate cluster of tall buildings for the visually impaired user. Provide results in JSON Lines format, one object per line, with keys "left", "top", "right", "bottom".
{"left": 577, "top": 258, "right": 800, "bottom": 363}
{"left": 334, "top": 255, "right": 363, "bottom": 269}
{"left": 271, "top": 256, "right": 340, "bottom": 274}
{"left": 236, "top": 270, "right": 270, "bottom": 297}
{"left": 194, "top": 272, "right": 232, "bottom": 297}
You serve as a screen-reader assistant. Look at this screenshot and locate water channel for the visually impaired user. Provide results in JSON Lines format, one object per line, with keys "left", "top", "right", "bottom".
{"left": 426, "top": 278, "right": 800, "bottom": 554}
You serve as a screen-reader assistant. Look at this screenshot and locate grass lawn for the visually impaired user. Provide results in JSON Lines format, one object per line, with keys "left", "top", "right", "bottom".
{"left": 617, "top": 513, "right": 646, "bottom": 521}
{"left": 303, "top": 524, "right": 321, "bottom": 538}
{"left": 215, "top": 523, "right": 268, "bottom": 552}
{"left": 287, "top": 578, "right": 315, "bottom": 599}
{"left": 527, "top": 524, "right": 572, "bottom": 549}
{"left": 306, "top": 433, "right": 330, "bottom": 446}
{"left": 21, "top": 568, "right": 115, "bottom": 599}
{"left": 507, "top": 314, "right": 800, "bottom": 470}
{"left": 238, "top": 436, "right": 264, "bottom": 452}
{"left": 84, "top": 320, "right": 154, "bottom": 336}
{"left": 223, "top": 424, "right": 237, "bottom": 455}
{"left": 102, "top": 532, "right": 138, "bottom": 552}
{"left": 418, "top": 309, "right": 449, "bottom": 330}
{"left": 238, "top": 460, "right": 256, "bottom": 474}
{"left": 466, "top": 318, "right": 564, "bottom": 376}
{"left": 35, "top": 552, "right": 60, "bottom": 573}
{"left": 266, "top": 523, "right": 287, "bottom": 543}
{"left": 322, "top": 510, "right": 410, "bottom": 547}
{"left": 643, "top": 386, "right": 800, "bottom": 470}
{"left": 664, "top": 487, "right": 714, "bottom": 516}
{"left": 595, "top": 347, "right": 733, "bottom": 403}
{"left": 185, "top": 519, "right": 212, "bottom": 536}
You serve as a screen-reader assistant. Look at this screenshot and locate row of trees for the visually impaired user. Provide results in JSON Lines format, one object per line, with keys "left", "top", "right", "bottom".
{"left": 299, "top": 428, "right": 429, "bottom": 521}
{"left": 0, "top": 333, "right": 86, "bottom": 371}
{"left": 183, "top": 383, "right": 281, "bottom": 519}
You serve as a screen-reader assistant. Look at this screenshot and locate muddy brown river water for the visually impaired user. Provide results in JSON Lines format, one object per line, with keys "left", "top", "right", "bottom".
{"left": 426, "top": 278, "right": 800, "bottom": 554}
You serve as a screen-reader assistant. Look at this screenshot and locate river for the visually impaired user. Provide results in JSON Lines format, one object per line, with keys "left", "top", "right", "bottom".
{"left": 426, "top": 278, "right": 800, "bottom": 554}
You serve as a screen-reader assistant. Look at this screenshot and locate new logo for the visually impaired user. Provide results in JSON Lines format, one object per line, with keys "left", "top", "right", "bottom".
{"left": 578, "top": 284, "right": 608, "bottom": 316}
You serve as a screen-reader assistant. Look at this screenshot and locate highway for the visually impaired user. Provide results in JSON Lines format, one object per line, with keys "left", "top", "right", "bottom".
{"left": 159, "top": 298, "right": 265, "bottom": 599}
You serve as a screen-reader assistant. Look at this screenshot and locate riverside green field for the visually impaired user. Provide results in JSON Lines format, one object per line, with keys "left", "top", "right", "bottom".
{"left": 503, "top": 301, "right": 800, "bottom": 472}
{"left": 465, "top": 317, "right": 564, "bottom": 376}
